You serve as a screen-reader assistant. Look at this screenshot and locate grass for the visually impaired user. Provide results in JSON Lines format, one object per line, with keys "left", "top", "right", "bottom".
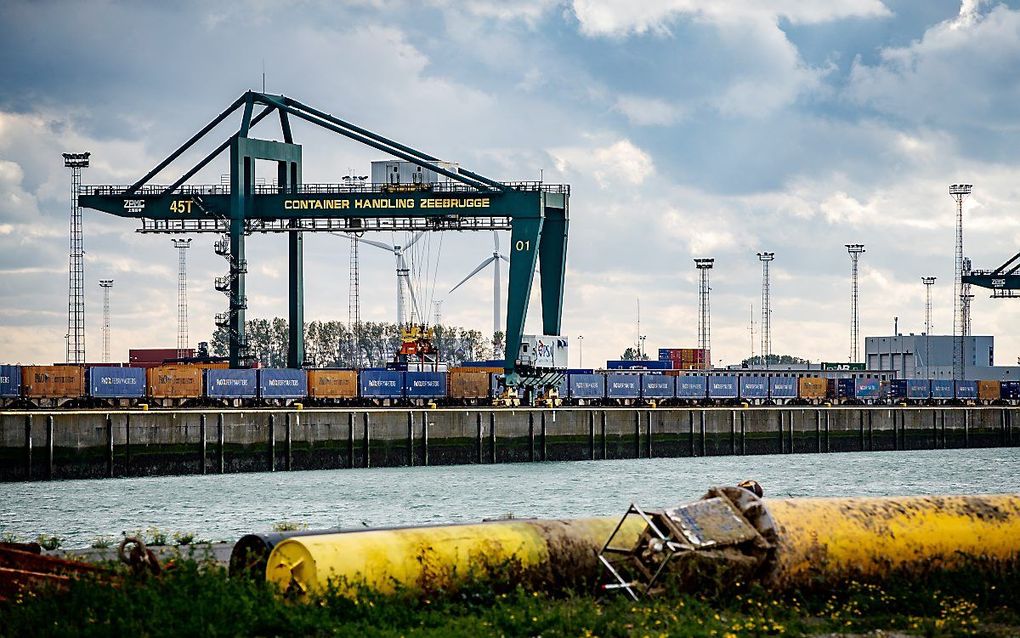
{"left": 2, "top": 558, "right": 1019, "bottom": 637}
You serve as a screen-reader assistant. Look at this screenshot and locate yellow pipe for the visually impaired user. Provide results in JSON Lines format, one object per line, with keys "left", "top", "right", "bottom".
{"left": 265, "top": 493, "right": 1020, "bottom": 596}
{"left": 267, "top": 517, "right": 644, "bottom": 595}
{"left": 766, "top": 494, "right": 1020, "bottom": 586}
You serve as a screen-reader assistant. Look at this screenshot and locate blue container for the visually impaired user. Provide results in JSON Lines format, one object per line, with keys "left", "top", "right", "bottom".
{"left": 88, "top": 367, "right": 146, "bottom": 399}
{"left": 906, "top": 379, "right": 931, "bottom": 400}
{"left": 676, "top": 376, "right": 707, "bottom": 399}
{"left": 206, "top": 369, "right": 258, "bottom": 398}
{"left": 739, "top": 376, "right": 768, "bottom": 400}
{"left": 855, "top": 378, "right": 882, "bottom": 401}
{"left": 640, "top": 374, "right": 674, "bottom": 399}
{"left": 359, "top": 370, "right": 404, "bottom": 399}
{"left": 708, "top": 376, "right": 738, "bottom": 400}
{"left": 1001, "top": 381, "right": 1020, "bottom": 401}
{"left": 462, "top": 359, "right": 505, "bottom": 368}
{"left": 568, "top": 374, "right": 605, "bottom": 399}
{"left": 888, "top": 379, "right": 908, "bottom": 400}
{"left": 606, "top": 360, "right": 671, "bottom": 370}
{"left": 828, "top": 378, "right": 853, "bottom": 400}
{"left": 0, "top": 365, "right": 22, "bottom": 398}
{"left": 955, "top": 380, "right": 978, "bottom": 400}
{"left": 931, "top": 379, "right": 955, "bottom": 399}
{"left": 258, "top": 369, "right": 308, "bottom": 399}
{"left": 606, "top": 374, "right": 641, "bottom": 399}
{"left": 405, "top": 372, "right": 446, "bottom": 399}
{"left": 769, "top": 377, "right": 798, "bottom": 400}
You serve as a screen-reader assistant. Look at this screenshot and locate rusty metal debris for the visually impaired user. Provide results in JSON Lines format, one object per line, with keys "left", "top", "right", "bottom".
{"left": 118, "top": 537, "right": 162, "bottom": 576}
{"left": 598, "top": 486, "right": 776, "bottom": 599}
{"left": 0, "top": 543, "right": 108, "bottom": 601}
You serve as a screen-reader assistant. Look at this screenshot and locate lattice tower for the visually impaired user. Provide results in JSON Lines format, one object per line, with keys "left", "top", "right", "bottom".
{"left": 695, "top": 259, "right": 714, "bottom": 370}
{"left": 758, "top": 252, "right": 774, "bottom": 369}
{"left": 846, "top": 244, "right": 866, "bottom": 362}
{"left": 949, "top": 184, "right": 972, "bottom": 380}
{"left": 99, "top": 279, "right": 113, "bottom": 363}
{"left": 172, "top": 239, "right": 192, "bottom": 358}
{"left": 63, "top": 152, "right": 90, "bottom": 363}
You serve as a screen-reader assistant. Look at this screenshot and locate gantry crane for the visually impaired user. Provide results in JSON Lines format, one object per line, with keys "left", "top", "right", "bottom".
{"left": 78, "top": 91, "right": 569, "bottom": 388}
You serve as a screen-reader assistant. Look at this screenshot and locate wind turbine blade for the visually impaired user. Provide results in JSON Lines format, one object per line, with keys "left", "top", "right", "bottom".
{"left": 405, "top": 231, "right": 426, "bottom": 250}
{"left": 449, "top": 256, "right": 496, "bottom": 293}
{"left": 357, "top": 237, "right": 394, "bottom": 252}
{"left": 493, "top": 231, "right": 499, "bottom": 252}
{"left": 498, "top": 254, "right": 509, "bottom": 264}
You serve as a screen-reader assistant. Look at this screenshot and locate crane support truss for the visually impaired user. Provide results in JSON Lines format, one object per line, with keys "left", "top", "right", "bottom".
{"left": 78, "top": 91, "right": 569, "bottom": 384}
{"left": 963, "top": 249, "right": 1020, "bottom": 298}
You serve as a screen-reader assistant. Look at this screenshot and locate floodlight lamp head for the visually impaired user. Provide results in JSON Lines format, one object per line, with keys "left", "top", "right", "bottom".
{"left": 846, "top": 243, "right": 865, "bottom": 254}
{"left": 99, "top": 279, "right": 113, "bottom": 287}
{"left": 172, "top": 238, "right": 193, "bottom": 248}
{"left": 757, "top": 252, "right": 775, "bottom": 262}
{"left": 922, "top": 276, "right": 936, "bottom": 285}
{"left": 694, "top": 258, "right": 715, "bottom": 269}
{"left": 63, "top": 152, "right": 91, "bottom": 168}
{"left": 949, "top": 184, "right": 973, "bottom": 196}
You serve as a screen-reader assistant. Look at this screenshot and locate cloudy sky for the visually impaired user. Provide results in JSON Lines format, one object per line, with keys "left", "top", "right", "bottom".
{"left": 1, "top": 0, "right": 1019, "bottom": 368}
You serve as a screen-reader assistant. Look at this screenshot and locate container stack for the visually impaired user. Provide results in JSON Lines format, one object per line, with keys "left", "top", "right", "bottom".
{"left": 658, "top": 348, "right": 710, "bottom": 370}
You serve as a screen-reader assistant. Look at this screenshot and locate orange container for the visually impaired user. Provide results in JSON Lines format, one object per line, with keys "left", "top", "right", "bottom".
{"left": 978, "top": 380, "right": 1001, "bottom": 401}
{"left": 307, "top": 370, "right": 358, "bottom": 399}
{"left": 147, "top": 365, "right": 204, "bottom": 399}
{"left": 22, "top": 365, "right": 85, "bottom": 398}
{"left": 799, "top": 377, "right": 828, "bottom": 401}
{"left": 448, "top": 369, "right": 494, "bottom": 399}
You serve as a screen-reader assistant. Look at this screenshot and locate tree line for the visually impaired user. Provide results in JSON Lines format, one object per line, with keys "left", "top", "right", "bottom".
{"left": 210, "top": 318, "right": 506, "bottom": 368}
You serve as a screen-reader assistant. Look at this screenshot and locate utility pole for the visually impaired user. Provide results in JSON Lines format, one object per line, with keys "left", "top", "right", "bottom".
{"left": 846, "top": 244, "right": 866, "bottom": 362}
{"left": 172, "top": 238, "right": 192, "bottom": 359}
{"left": 749, "top": 303, "right": 755, "bottom": 364}
{"left": 950, "top": 183, "right": 972, "bottom": 380}
{"left": 99, "top": 280, "right": 113, "bottom": 363}
{"left": 695, "top": 259, "right": 714, "bottom": 370}
{"left": 578, "top": 335, "right": 584, "bottom": 368}
{"left": 757, "top": 252, "right": 774, "bottom": 370}
{"left": 63, "top": 152, "right": 90, "bottom": 364}
{"left": 922, "top": 276, "right": 936, "bottom": 379}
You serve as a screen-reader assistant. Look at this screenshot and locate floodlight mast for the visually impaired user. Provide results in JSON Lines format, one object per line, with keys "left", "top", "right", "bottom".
{"left": 846, "top": 244, "right": 865, "bottom": 362}
{"left": 63, "top": 151, "right": 90, "bottom": 365}
{"left": 949, "top": 183, "right": 972, "bottom": 380}
{"left": 757, "top": 252, "right": 774, "bottom": 370}
{"left": 694, "top": 258, "right": 714, "bottom": 370}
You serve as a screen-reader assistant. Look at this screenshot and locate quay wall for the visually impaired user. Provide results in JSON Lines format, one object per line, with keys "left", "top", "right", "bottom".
{"left": 1, "top": 407, "right": 1016, "bottom": 482}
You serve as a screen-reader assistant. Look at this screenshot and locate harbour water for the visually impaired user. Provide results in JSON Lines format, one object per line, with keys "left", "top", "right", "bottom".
{"left": 2, "top": 447, "right": 1017, "bottom": 548}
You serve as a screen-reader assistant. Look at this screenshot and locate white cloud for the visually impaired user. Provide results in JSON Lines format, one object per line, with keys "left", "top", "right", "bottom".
{"left": 570, "top": 0, "right": 890, "bottom": 37}
{"left": 612, "top": 94, "right": 685, "bottom": 126}
{"left": 550, "top": 137, "right": 655, "bottom": 188}
{"left": 847, "top": 3, "right": 1020, "bottom": 130}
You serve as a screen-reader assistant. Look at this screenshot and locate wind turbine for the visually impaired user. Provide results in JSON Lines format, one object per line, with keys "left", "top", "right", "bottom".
{"left": 358, "top": 232, "right": 425, "bottom": 327}
{"left": 450, "top": 231, "right": 509, "bottom": 338}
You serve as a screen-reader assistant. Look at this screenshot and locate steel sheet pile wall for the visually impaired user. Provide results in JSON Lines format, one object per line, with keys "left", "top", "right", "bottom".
{"left": 1, "top": 407, "right": 1017, "bottom": 482}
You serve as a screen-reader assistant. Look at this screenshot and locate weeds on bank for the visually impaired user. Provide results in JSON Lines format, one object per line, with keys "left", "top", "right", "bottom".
{"left": 1, "top": 558, "right": 1018, "bottom": 637}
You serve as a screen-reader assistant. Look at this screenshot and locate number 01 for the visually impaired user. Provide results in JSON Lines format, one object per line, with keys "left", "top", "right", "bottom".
{"left": 514, "top": 240, "right": 531, "bottom": 251}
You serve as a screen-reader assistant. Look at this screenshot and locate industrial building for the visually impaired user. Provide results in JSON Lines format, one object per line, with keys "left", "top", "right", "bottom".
{"left": 865, "top": 334, "right": 1020, "bottom": 380}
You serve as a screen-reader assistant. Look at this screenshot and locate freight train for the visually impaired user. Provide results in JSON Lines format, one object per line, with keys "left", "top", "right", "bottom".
{"left": 2, "top": 364, "right": 1018, "bottom": 409}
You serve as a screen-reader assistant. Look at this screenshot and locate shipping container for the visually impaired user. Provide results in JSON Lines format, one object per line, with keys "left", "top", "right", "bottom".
{"left": 930, "top": 379, "right": 955, "bottom": 400}
{"left": 640, "top": 374, "right": 674, "bottom": 399}
{"left": 769, "top": 377, "right": 798, "bottom": 401}
{"left": 606, "top": 374, "right": 641, "bottom": 399}
{"left": 798, "top": 377, "right": 828, "bottom": 402}
{"left": 307, "top": 369, "right": 358, "bottom": 399}
{"left": 0, "top": 365, "right": 21, "bottom": 398}
{"left": 605, "top": 360, "right": 671, "bottom": 370}
{"left": 22, "top": 365, "right": 85, "bottom": 399}
{"left": 405, "top": 372, "right": 446, "bottom": 399}
{"left": 568, "top": 374, "right": 604, "bottom": 401}
{"left": 828, "top": 378, "right": 854, "bottom": 401}
{"left": 708, "top": 376, "right": 738, "bottom": 400}
{"left": 955, "top": 380, "right": 978, "bottom": 401}
{"left": 206, "top": 368, "right": 257, "bottom": 398}
{"left": 129, "top": 348, "right": 192, "bottom": 365}
{"left": 978, "top": 379, "right": 1001, "bottom": 402}
{"left": 88, "top": 367, "right": 146, "bottom": 399}
{"left": 855, "top": 378, "right": 882, "bottom": 402}
{"left": 359, "top": 370, "right": 404, "bottom": 399}
{"left": 907, "top": 379, "right": 931, "bottom": 400}
{"left": 460, "top": 360, "right": 505, "bottom": 368}
{"left": 448, "top": 369, "right": 494, "bottom": 400}
{"left": 676, "top": 375, "right": 708, "bottom": 400}
{"left": 738, "top": 376, "right": 768, "bottom": 400}
{"left": 258, "top": 369, "right": 308, "bottom": 400}
{"left": 147, "top": 365, "right": 204, "bottom": 399}
{"left": 1001, "top": 381, "right": 1020, "bottom": 402}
